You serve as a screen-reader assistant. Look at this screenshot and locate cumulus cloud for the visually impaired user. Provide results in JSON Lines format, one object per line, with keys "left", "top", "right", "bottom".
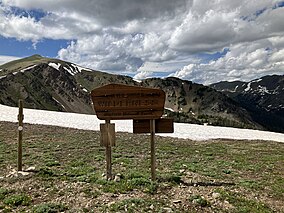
{"left": 1, "top": 0, "right": 190, "bottom": 26}
{"left": 172, "top": 40, "right": 284, "bottom": 84}
{"left": 133, "top": 70, "right": 154, "bottom": 81}
{"left": 0, "top": 0, "right": 284, "bottom": 83}
{"left": 169, "top": 9, "right": 237, "bottom": 53}
{"left": 0, "top": 55, "right": 20, "bottom": 65}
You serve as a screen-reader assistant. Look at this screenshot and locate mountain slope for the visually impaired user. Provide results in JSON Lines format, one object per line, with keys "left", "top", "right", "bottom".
{"left": 0, "top": 55, "right": 261, "bottom": 130}
{"left": 0, "top": 57, "right": 93, "bottom": 113}
{"left": 141, "top": 77, "right": 258, "bottom": 128}
{"left": 0, "top": 55, "right": 137, "bottom": 113}
{"left": 211, "top": 75, "right": 284, "bottom": 132}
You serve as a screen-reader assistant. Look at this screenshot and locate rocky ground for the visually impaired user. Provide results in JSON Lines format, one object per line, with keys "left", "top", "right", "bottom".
{"left": 0, "top": 121, "right": 283, "bottom": 212}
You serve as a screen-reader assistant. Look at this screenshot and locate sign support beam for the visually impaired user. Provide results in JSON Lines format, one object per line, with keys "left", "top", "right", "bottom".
{"left": 105, "top": 119, "right": 112, "bottom": 180}
{"left": 18, "top": 99, "right": 24, "bottom": 171}
{"left": 150, "top": 119, "right": 156, "bottom": 181}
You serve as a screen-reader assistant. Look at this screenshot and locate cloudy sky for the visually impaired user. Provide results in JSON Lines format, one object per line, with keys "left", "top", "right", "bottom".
{"left": 0, "top": 0, "right": 283, "bottom": 84}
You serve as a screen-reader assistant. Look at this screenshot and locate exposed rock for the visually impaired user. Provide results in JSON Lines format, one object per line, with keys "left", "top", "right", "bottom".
{"left": 162, "top": 207, "right": 173, "bottom": 212}
{"left": 6, "top": 169, "right": 31, "bottom": 178}
{"left": 172, "top": 199, "right": 182, "bottom": 204}
{"left": 212, "top": 192, "right": 221, "bottom": 199}
{"left": 26, "top": 166, "right": 36, "bottom": 172}
{"left": 114, "top": 174, "right": 121, "bottom": 182}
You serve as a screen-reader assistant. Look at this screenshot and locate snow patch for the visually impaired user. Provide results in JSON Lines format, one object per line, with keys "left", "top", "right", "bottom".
{"left": 234, "top": 85, "right": 239, "bottom": 91}
{"left": 20, "top": 65, "right": 37, "bottom": 73}
{"left": 48, "top": 62, "right": 90, "bottom": 76}
{"left": 244, "top": 82, "right": 251, "bottom": 92}
{"left": 133, "top": 78, "right": 142, "bottom": 83}
{"left": 79, "top": 84, "right": 89, "bottom": 93}
{"left": 244, "top": 79, "right": 263, "bottom": 93}
{"left": 252, "top": 78, "right": 262, "bottom": 83}
{"left": 0, "top": 75, "right": 7, "bottom": 80}
{"left": 77, "top": 64, "right": 92, "bottom": 72}
{"left": 70, "top": 63, "right": 92, "bottom": 74}
{"left": 0, "top": 104, "right": 284, "bottom": 142}
{"left": 63, "top": 66, "right": 76, "bottom": 76}
{"left": 165, "top": 107, "right": 175, "bottom": 112}
{"left": 257, "top": 86, "right": 271, "bottom": 95}
{"left": 52, "top": 97, "right": 66, "bottom": 110}
{"left": 48, "top": 62, "right": 61, "bottom": 70}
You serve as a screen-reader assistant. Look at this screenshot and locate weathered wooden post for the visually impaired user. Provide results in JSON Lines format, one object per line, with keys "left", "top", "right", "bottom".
{"left": 150, "top": 119, "right": 156, "bottom": 181}
{"left": 100, "top": 119, "right": 115, "bottom": 180}
{"left": 18, "top": 99, "right": 24, "bottom": 171}
{"left": 105, "top": 119, "right": 112, "bottom": 180}
{"left": 133, "top": 118, "right": 174, "bottom": 181}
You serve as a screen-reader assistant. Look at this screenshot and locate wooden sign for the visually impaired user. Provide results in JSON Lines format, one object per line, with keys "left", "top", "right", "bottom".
{"left": 133, "top": 118, "right": 174, "bottom": 134}
{"left": 91, "top": 84, "right": 165, "bottom": 120}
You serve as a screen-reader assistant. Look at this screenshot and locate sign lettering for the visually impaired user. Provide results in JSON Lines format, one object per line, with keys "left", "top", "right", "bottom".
{"left": 91, "top": 84, "right": 165, "bottom": 120}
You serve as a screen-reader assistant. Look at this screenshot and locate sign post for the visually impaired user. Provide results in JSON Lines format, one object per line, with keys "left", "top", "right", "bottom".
{"left": 150, "top": 119, "right": 156, "bottom": 181}
{"left": 91, "top": 84, "right": 170, "bottom": 181}
{"left": 105, "top": 120, "right": 112, "bottom": 180}
{"left": 100, "top": 119, "right": 115, "bottom": 180}
{"left": 18, "top": 99, "right": 24, "bottom": 171}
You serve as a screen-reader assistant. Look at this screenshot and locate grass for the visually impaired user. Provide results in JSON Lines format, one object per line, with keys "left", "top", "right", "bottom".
{"left": 215, "top": 188, "right": 273, "bottom": 213}
{"left": 0, "top": 121, "right": 283, "bottom": 212}
{"left": 103, "top": 198, "right": 165, "bottom": 212}
{"left": 32, "top": 203, "right": 68, "bottom": 213}
{"left": 0, "top": 54, "right": 67, "bottom": 76}
{"left": 189, "top": 194, "right": 211, "bottom": 207}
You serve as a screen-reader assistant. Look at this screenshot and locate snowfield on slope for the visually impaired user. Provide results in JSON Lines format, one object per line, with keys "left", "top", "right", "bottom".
{"left": 1, "top": 104, "right": 284, "bottom": 142}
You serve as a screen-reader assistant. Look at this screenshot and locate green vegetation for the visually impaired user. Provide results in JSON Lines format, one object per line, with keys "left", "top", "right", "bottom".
{"left": 32, "top": 203, "right": 68, "bottom": 213}
{"left": 215, "top": 189, "right": 273, "bottom": 213}
{"left": 103, "top": 198, "right": 164, "bottom": 212}
{"left": 189, "top": 194, "right": 211, "bottom": 207}
{"left": 3, "top": 194, "right": 31, "bottom": 207}
{"left": 0, "top": 121, "right": 283, "bottom": 212}
{"left": 74, "top": 69, "right": 136, "bottom": 91}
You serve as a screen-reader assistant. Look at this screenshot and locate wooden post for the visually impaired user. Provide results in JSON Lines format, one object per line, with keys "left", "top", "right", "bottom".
{"left": 105, "top": 120, "right": 112, "bottom": 180}
{"left": 18, "top": 99, "right": 24, "bottom": 171}
{"left": 150, "top": 119, "right": 156, "bottom": 181}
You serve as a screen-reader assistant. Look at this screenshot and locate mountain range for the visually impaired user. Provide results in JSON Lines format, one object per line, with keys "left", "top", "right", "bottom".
{"left": 0, "top": 54, "right": 283, "bottom": 132}
{"left": 211, "top": 75, "right": 284, "bottom": 132}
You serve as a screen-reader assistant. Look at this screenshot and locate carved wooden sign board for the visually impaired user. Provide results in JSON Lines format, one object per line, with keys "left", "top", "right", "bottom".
{"left": 91, "top": 84, "right": 165, "bottom": 120}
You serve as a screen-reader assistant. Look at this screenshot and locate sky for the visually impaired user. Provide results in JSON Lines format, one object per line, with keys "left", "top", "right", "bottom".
{"left": 0, "top": 0, "right": 284, "bottom": 85}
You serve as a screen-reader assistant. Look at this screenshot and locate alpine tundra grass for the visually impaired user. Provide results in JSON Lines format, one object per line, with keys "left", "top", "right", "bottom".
{"left": 0, "top": 121, "right": 283, "bottom": 212}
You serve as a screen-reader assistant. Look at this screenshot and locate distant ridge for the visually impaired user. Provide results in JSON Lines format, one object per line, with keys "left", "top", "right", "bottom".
{"left": 2, "top": 55, "right": 283, "bottom": 132}
{"left": 211, "top": 75, "right": 284, "bottom": 132}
